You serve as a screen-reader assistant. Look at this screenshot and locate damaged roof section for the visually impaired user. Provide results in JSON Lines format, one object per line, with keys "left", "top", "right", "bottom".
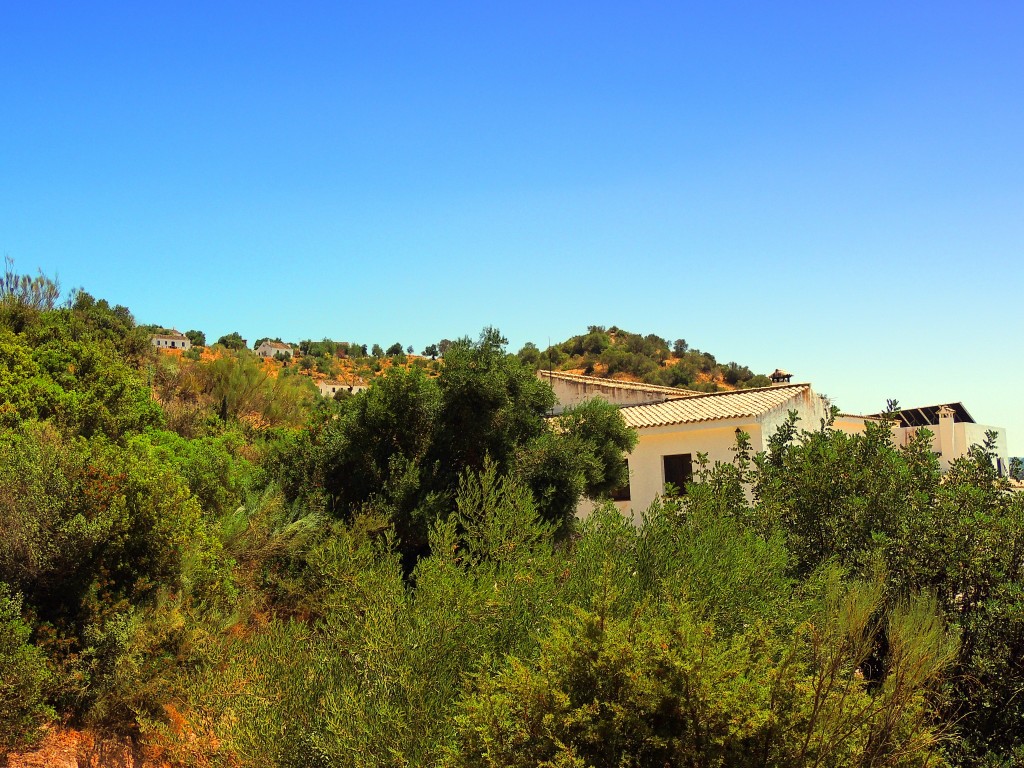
{"left": 874, "top": 403, "right": 975, "bottom": 427}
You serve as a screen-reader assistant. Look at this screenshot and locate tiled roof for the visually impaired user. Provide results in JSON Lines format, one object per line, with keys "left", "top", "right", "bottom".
{"left": 151, "top": 332, "right": 187, "bottom": 341}
{"left": 618, "top": 383, "right": 814, "bottom": 428}
{"left": 538, "top": 370, "right": 699, "bottom": 398}
{"left": 260, "top": 341, "right": 292, "bottom": 349}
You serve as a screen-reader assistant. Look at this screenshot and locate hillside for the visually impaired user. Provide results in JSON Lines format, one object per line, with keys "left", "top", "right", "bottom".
{"left": 152, "top": 328, "right": 765, "bottom": 405}
{"left": 517, "top": 325, "right": 771, "bottom": 392}
{"left": 3, "top": 265, "right": 1024, "bottom": 766}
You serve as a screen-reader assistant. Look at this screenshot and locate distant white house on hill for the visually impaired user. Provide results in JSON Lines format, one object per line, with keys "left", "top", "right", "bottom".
{"left": 874, "top": 402, "right": 1010, "bottom": 476}
{"left": 256, "top": 340, "right": 294, "bottom": 359}
{"left": 150, "top": 331, "right": 190, "bottom": 351}
{"left": 317, "top": 378, "right": 369, "bottom": 398}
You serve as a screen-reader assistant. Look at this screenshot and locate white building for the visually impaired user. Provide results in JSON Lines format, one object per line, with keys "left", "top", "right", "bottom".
{"left": 256, "top": 340, "right": 293, "bottom": 359}
{"left": 317, "top": 379, "right": 369, "bottom": 398}
{"left": 879, "top": 402, "right": 1010, "bottom": 476}
{"left": 543, "top": 371, "right": 1012, "bottom": 522}
{"left": 150, "top": 331, "right": 191, "bottom": 351}
{"left": 581, "top": 382, "right": 857, "bottom": 522}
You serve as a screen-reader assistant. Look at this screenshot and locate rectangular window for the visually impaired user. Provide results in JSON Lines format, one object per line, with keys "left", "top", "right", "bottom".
{"left": 610, "top": 459, "right": 630, "bottom": 501}
{"left": 663, "top": 453, "right": 692, "bottom": 494}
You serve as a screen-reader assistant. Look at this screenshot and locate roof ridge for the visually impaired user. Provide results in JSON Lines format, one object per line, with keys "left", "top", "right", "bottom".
{"left": 617, "top": 384, "right": 816, "bottom": 429}
{"left": 617, "top": 382, "right": 811, "bottom": 411}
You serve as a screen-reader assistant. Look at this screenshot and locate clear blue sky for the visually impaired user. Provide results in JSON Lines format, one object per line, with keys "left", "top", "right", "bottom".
{"left": 2, "top": 2, "right": 1022, "bottom": 453}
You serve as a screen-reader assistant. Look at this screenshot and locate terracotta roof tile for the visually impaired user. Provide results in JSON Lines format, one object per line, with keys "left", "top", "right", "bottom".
{"left": 619, "top": 383, "right": 814, "bottom": 428}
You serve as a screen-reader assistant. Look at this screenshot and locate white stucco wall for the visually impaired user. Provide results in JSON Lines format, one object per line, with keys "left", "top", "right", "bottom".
{"left": 890, "top": 422, "right": 1009, "bottom": 474}
{"left": 151, "top": 336, "right": 190, "bottom": 350}
{"left": 543, "top": 375, "right": 680, "bottom": 413}
{"left": 618, "top": 419, "right": 757, "bottom": 523}
{"left": 833, "top": 415, "right": 872, "bottom": 435}
{"left": 257, "top": 343, "right": 291, "bottom": 359}
{"left": 757, "top": 389, "right": 830, "bottom": 448}
{"left": 958, "top": 423, "right": 1007, "bottom": 461}
{"left": 317, "top": 380, "right": 368, "bottom": 397}
{"left": 953, "top": 422, "right": 1008, "bottom": 473}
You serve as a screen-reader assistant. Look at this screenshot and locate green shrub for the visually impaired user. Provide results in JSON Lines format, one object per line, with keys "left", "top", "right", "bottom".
{"left": 448, "top": 571, "right": 953, "bottom": 768}
{"left": 0, "top": 584, "right": 53, "bottom": 751}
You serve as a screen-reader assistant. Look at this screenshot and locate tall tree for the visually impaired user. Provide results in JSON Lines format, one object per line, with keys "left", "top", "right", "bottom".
{"left": 277, "top": 328, "right": 637, "bottom": 558}
{"left": 216, "top": 331, "right": 246, "bottom": 350}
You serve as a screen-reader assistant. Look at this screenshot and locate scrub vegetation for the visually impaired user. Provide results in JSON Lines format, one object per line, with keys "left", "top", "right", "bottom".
{"left": 1, "top": 262, "right": 1023, "bottom": 767}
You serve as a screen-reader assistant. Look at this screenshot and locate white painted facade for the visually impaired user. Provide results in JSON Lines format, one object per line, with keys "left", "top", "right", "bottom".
{"left": 150, "top": 332, "right": 191, "bottom": 351}
{"left": 538, "top": 370, "right": 697, "bottom": 413}
{"left": 891, "top": 407, "right": 1009, "bottom": 475}
{"left": 256, "top": 341, "right": 293, "bottom": 359}
{"left": 833, "top": 414, "right": 874, "bottom": 435}
{"left": 579, "top": 384, "right": 835, "bottom": 523}
{"left": 542, "top": 372, "right": 1013, "bottom": 523}
{"left": 317, "top": 379, "right": 369, "bottom": 398}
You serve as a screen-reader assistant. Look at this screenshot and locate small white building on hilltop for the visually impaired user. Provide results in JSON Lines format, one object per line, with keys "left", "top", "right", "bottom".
{"left": 317, "top": 379, "right": 369, "bottom": 398}
{"left": 150, "top": 331, "right": 190, "bottom": 351}
{"left": 877, "top": 402, "right": 1010, "bottom": 476}
{"left": 256, "top": 340, "right": 293, "bottom": 359}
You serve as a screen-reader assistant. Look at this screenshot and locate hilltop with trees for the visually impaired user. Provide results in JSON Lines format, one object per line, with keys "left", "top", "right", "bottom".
{"left": 519, "top": 325, "right": 770, "bottom": 392}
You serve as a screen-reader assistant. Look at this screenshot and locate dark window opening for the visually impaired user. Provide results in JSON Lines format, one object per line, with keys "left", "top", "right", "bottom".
{"left": 663, "top": 453, "right": 692, "bottom": 495}
{"left": 610, "top": 459, "right": 630, "bottom": 501}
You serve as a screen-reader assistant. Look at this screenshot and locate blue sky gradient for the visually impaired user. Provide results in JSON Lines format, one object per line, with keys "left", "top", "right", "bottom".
{"left": 2, "top": 2, "right": 1022, "bottom": 451}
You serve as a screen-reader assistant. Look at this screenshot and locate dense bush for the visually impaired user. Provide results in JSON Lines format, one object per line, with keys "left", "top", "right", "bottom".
{"left": 524, "top": 325, "right": 766, "bottom": 389}
{"left": 450, "top": 574, "right": 951, "bottom": 768}
{"left": 204, "top": 350, "right": 317, "bottom": 427}
{"left": 277, "top": 328, "right": 636, "bottom": 559}
{"left": 0, "top": 422, "right": 230, "bottom": 721}
{"left": 161, "top": 472, "right": 958, "bottom": 768}
{"left": 0, "top": 584, "right": 53, "bottom": 751}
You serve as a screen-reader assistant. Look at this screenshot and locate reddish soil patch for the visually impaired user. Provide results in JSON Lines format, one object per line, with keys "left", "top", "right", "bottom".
{"left": 2, "top": 729, "right": 169, "bottom": 768}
